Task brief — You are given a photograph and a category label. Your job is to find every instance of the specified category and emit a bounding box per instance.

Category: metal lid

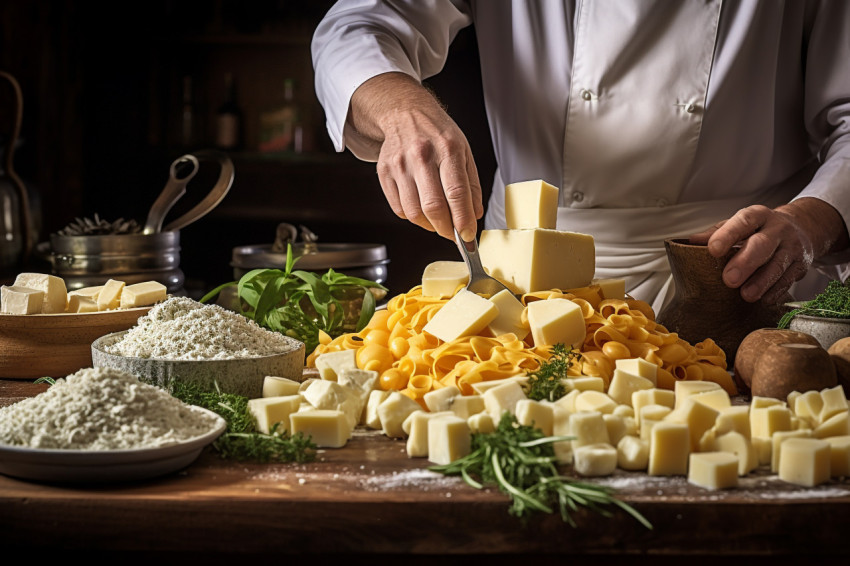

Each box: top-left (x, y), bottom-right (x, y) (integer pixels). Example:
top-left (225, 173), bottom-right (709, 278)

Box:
top-left (231, 242), bottom-right (388, 271)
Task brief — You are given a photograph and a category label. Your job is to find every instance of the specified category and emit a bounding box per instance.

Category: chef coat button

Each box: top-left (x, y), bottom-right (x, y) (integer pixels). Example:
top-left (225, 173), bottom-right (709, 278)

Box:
top-left (580, 89), bottom-right (593, 101)
top-left (685, 103), bottom-right (696, 113)
top-left (572, 191), bottom-right (584, 203)
top-left (656, 197), bottom-right (669, 207)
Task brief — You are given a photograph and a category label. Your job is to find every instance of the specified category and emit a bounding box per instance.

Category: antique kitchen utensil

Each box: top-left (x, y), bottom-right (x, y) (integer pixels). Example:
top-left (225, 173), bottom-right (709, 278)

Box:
top-left (142, 154), bottom-right (200, 234)
top-left (453, 227), bottom-right (520, 303)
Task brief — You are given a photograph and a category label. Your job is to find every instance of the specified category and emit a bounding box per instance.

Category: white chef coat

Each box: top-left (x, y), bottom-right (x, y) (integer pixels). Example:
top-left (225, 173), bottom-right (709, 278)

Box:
top-left (311, 0), bottom-right (850, 312)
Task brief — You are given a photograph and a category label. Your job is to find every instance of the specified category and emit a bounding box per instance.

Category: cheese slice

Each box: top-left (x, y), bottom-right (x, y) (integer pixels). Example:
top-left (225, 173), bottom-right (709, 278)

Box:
top-left (478, 228), bottom-right (595, 294)
top-left (96, 279), bottom-right (125, 311)
top-left (119, 281), bottom-right (167, 308)
top-left (13, 273), bottom-right (66, 313)
top-left (0, 285), bottom-right (45, 314)
top-left (423, 289), bottom-right (499, 343)
top-left (504, 179), bottom-right (559, 230)
top-left (421, 261), bottom-right (469, 298)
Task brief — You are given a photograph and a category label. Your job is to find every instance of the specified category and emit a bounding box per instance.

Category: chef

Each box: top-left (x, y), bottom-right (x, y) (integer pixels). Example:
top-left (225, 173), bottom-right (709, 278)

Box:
top-left (311, 0), bottom-right (850, 312)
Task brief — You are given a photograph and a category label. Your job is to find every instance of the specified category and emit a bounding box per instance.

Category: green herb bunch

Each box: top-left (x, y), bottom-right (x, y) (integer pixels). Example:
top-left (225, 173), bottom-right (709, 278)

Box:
top-left (168, 380), bottom-right (316, 463)
top-left (524, 343), bottom-right (581, 402)
top-left (778, 280), bottom-right (850, 329)
top-left (201, 243), bottom-right (387, 353)
top-left (430, 413), bottom-right (651, 529)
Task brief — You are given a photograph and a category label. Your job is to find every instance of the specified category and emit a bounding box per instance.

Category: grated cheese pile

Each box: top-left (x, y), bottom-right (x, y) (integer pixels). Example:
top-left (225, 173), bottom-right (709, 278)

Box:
top-left (0, 367), bottom-right (221, 450)
top-left (104, 296), bottom-right (296, 360)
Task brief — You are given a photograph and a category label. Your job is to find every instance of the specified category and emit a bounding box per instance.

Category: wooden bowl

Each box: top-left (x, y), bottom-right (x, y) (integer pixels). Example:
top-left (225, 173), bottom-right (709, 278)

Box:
top-left (0, 308), bottom-right (152, 379)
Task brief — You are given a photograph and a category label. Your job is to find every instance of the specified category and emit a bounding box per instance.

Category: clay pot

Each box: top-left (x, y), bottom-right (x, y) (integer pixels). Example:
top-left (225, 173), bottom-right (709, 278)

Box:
top-left (750, 342), bottom-right (837, 400)
top-left (656, 239), bottom-right (790, 369)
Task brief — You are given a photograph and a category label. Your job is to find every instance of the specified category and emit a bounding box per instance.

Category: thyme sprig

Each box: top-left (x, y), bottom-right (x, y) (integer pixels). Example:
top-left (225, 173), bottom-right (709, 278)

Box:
top-left (778, 280), bottom-right (850, 329)
top-left (429, 413), bottom-right (652, 529)
top-left (524, 343), bottom-right (581, 402)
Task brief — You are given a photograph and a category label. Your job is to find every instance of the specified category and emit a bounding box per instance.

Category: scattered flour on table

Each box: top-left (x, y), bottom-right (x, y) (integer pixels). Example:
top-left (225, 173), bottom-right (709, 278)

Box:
top-left (103, 296), bottom-right (296, 360)
top-left (0, 366), bottom-right (221, 450)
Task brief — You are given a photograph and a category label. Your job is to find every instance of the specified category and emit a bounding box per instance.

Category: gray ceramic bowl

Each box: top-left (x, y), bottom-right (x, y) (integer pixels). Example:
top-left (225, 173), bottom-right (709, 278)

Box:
top-left (785, 302), bottom-right (850, 351)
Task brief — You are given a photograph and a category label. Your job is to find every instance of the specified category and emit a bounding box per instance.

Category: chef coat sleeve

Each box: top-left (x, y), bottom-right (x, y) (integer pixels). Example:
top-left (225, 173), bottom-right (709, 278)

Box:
top-left (792, 0), bottom-right (850, 274)
top-left (311, 0), bottom-right (473, 161)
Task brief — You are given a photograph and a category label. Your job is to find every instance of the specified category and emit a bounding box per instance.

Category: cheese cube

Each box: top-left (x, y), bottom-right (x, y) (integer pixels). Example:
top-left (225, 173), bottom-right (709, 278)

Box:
top-left (338, 368), bottom-right (379, 402)
top-left (603, 414), bottom-right (628, 446)
top-left (248, 395), bottom-right (302, 434)
top-left (771, 430), bottom-right (812, 473)
top-left (1, 285), bottom-right (45, 314)
top-left (552, 407), bottom-right (573, 464)
top-left (617, 435), bottom-right (649, 471)
top-left (573, 443), bottom-right (618, 477)
top-left (613, 404), bottom-right (636, 418)
top-left (575, 390), bottom-right (617, 414)
top-left (553, 389), bottom-right (580, 413)
top-left (364, 389), bottom-right (391, 429)
top-left (290, 410), bottom-right (351, 448)
top-left (688, 452), bottom-right (739, 490)
top-left (752, 437), bottom-right (773, 467)
top-left (751, 396), bottom-right (785, 409)
top-left (119, 281), bottom-right (167, 308)
top-left (424, 385), bottom-right (461, 413)
top-left (563, 376), bottom-right (605, 393)
top-left (793, 390), bottom-right (823, 426)
top-left (713, 405), bottom-right (751, 439)
top-left (12, 273), bottom-right (66, 313)
top-left (423, 289), bottom-right (499, 343)
top-left (608, 369), bottom-right (654, 407)
top-left (314, 349), bottom-right (357, 382)
top-left (68, 285), bottom-right (103, 301)
top-left (592, 278), bottom-right (626, 300)
top-left (421, 261), bottom-right (469, 298)
top-left (778, 438), bottom-right (831, 487)
top-left (640, 404), bottom-right (673, 424)
top-left (428, 415), bottom-right (472, 465)
top-left (648, 422), bottom-right (690, 476)
top-left (486, 289), bottom-right (529, 340)
top-left (825, 435), bottom-right (850, 477)
top-left (262, 376), bottom-right (302, 398)
top-left (479, 228), bottom-right (595, 295)
top-left (674, 380), bottom-right (722, 409)
top-left (571, 411), bottom-right (610, 449)
top-left (483, 380), bottom-right (528, 423)
top-left (68, 294), bottom-right (98, 313)
top-left (615, 357), bottom-right (658, 385)
top-left (714, 431), bottom-right (758, 476)
top-left (632, 389), bottom-right (675, 425)
top-left (302, 380), bottom-right (362, 430)
top-left (404, 410), bottom-right (453, 458)
top-left (378, 392), bottom-right (423, 438)
top-left (527, 298), bottom-right (586, 348)
top-left (813, 411), bottom-right (850, 439)
top-left (449, 395), bottom-right (485, 419)
top-left (690, 388), bottom-right (732, 411)
top-left (470, 375), bottom-right (528, 395)
top-left (666, 397), bottom-right (720, 452)
top-left (96, 278), bottom-right (125, 311)
top-left (516, 399), bottom-right (554, 436)
top-left (751, 405), bottom-right (793, 439)
top-left (504, 179), bottom-right (559, 230)
top-left (468, 412), bottom-right (496, 434)
top-left (820, 385), bottom-right (849, 423)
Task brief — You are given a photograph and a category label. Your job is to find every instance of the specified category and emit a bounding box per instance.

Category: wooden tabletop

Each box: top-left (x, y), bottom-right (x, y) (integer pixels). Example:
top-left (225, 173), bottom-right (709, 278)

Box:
top-left (2, 379), bottom-right (850, 562)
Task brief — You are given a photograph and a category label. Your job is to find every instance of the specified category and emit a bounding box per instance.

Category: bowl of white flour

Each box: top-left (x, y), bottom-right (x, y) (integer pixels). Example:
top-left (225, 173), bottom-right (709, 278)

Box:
top-left (91, 296), bottom-right (305, 398)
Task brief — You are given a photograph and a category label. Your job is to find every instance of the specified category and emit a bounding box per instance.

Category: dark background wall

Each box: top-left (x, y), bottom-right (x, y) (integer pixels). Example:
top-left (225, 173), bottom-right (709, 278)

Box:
top-left (0, 0), bottom-right (495, 297)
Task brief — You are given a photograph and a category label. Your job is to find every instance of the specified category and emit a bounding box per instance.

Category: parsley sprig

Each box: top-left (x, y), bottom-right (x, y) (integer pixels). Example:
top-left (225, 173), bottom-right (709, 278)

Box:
top-left (524, 343), bottom-right (581, 402)
top-left (778, 280), bottom-right (850, 329)
top-left (430, 413), bottom-right (652, 529)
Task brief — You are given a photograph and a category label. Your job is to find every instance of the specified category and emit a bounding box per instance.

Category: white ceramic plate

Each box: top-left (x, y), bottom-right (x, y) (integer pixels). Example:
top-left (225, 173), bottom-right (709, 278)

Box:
top-left (0, 407), bottom-right (226, 484)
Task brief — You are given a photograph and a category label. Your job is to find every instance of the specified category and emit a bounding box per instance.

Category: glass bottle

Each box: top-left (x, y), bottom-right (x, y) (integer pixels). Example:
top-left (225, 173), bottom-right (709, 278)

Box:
top-left (215, 72), bottom-right (242, 151)
top-left (259, 78), bottom-right (298, 154)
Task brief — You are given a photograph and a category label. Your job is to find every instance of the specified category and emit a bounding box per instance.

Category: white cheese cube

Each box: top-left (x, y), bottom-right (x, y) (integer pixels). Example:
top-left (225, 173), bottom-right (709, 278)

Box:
top-left (771, 430), bottom-right (812, 473)
top-left (119, 280), bottom-right (167, 308)
top-left (713, 406), bottom-right (751, 440)
top-left (68, 294), bottom-right (98, 313)
top-left (648, 422), bottom-right (690, 476)
top-left (607, 369), bottom-right (654, 407)
top-left (247, 395), bottom-right (302, 434)
top-left (12, 273), bottom-right (66, 313)
top-left (423, 289), bottom-right (499, 343)
top-left (378, 392), bottom-right (423, 438)
top-left (778, 438), bottom-right (831, 487)
top-left (467, 412), bottom-right (496, 434)
top-left (290, 410), bottom-right (352, 448)
top-left (515, 399), bottom-right (554, 436)
top-left (404, 410), bottom-right (453, 458)
top-left (750, 405), bottom-right (793, 439)
top-left (674, 380), bottom-right (722, 409)
top-left (820, 385), bottom-right (849, 423)
top-left (552, 389), bottom-right (580, 413)
top-left (262, 375), bottom-right (302, 398)
top-left (504, 179), bottom-right (559, 230)
top-left (825, 435), bottom-right (850, 477)
top-left (665, 396), bottom-right (720, 452)
top-left (421, 261), bottom-right (469, 298)
top-left (486, 289), bottom-right (529, 340)
top-left (751, 436), bottom-right (773, 467)
top-left (615, 357), bottom-right (658, 385)
top-left (575, 390), bottom-right (617, 414)
top-left (483, 380), bottom-right (528, 423)
top-left (689, 388), bottom-right (732, 411)
top-left (751, 396), bottom-right (785, 409)
top-left (573, 443), bottom-right (618, 477)
top-left (592, 278), bottom-right (626, 300)
top-left (688, 452), bottom-right (739, 490)
top-left (423, 385), bottom-right (461, 413)
top-left (302, 380), bottom-right (362, 430)
top-left (1, 285), bottom-right (45, 314)
top-left (449, 395), bottom-right (485, 419)
top-left (479, 228), bottom-right (595, 295)
top-left (794, 390), bottom-right (824, 426)
top-left (603, 414), bottom-right (628, 446)
top-left (427, 415), bottom-right (472, 465)
top-left (563, 376), bottom-right (606, 393)
top-left (338, 368), bottom-right (379, 402)
top-left (714, 431), bottom-right (758, 476)
top-left (612, 404), bottom-right (636, 419)
top-left (314, 349), bottom-right (357, 382)
top-left (364, 389), bottom-right (391, 429)
top-left (617, 435), bottom-right (649, 471)
top-left (470, 375), bottom-right (528, 395)
top-left (570, 411), bottom-right (610, 449)
top-left (96, 278), bottom-right (125, 311)
top-left (813, 411), bottom-right (850, 439)
top-left (527, 298), bottom-right (586, 348)
top-left (632, 389), bottom-right (675, 425)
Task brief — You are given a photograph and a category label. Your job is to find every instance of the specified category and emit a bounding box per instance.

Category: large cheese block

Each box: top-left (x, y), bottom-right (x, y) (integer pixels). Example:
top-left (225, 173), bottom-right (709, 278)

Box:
top-left (504, 179), bottom-right (559, 230)
top-left (478, 229), bottom-right (595, 294)
top-left (12, 273), bottom-right (67, 313)
top-left (0, 285), bottom-right (45, 314)
top-left (421, 261), bottom-right (469, 298)
top-left (423, 289), bottom-right (499, 343)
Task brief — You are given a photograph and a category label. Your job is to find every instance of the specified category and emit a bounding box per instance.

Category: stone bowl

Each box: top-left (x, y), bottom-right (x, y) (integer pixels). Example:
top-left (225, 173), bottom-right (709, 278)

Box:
top-left (786, 302), bottom-right (850, 351)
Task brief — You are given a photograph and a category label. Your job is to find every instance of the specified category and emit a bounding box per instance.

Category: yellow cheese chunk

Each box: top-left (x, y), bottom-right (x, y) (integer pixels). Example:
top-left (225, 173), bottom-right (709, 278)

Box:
top-left (617, 435), bottom-right (649, 471)
top-left (612, 404), bottom-right (636, 418)
top-left (262, 375), bottom-right (302, 398)
top-left (632, 388), bottom-right (675, 425)
top-left (813, 410), bottom-right (850, 439)
top-left (575, 390), bottom-right (617, 414)
top-left (690, 388), bottom-right (732, 411)
top-left (713, 405), bottom-right (752, 439)
top-left (314, 349), bottom-right (357, 382)
top-left (377, 391), bottom-right (422, 438)
top-left (364, 389), bottom-right (391, 429)
top-left (421, 261), bottom-right (469, 298)
top-left (573, 443), bottom-right (618, 477)
top-left (751, 396), bottom-right (785, 409)
top-left (247, 395), bottom-right (301, 434)
top-left (778, 438), bottom-right (831, 487)
top-left (515, 399), bottom-right (554, 436)
top-left (794, 390), bottom-right (824, 426)
top-left (13, 273), bottom-right (66, 313)
top-left (688, 452), bottom-right (739, 490)
top-left (467, 412), bottom-right (496, 434)
top-left (771, 430), bottom-right (812, 473)
top-left (615, 357), bottom-right (658, 385)
top-left (666, 397), bottom-right (720, 452)
top-left (448, 395), bottom-right (485, 419)
top-left (608, 369), bottom-right (654, 407)
top-left (424, 385), bottom-right (461, 413)
top-left (591, 278), bottom-right (626, 300)
top-left (68, 285), bottom-right (103, 301)
top-left (825, 435), bottom-right (850, 477)
top-left (0, 285), bottom-right (45, 314)
top-left (290, 409), bottom-right (352, 448)
top-left (820, 385), bottom-right (849, 423)
top-left (96, 278), bottom-right (125, 311)
top-left (603, 414), bottom-right (628, 446)
top-left (648, 422), bottom-right (690, 476)
top-left (504, 179), bottom-right (559, 230)
top-left (714, 431), bottom-right (758, 476)
top-left (119, 280), bottom-right (167, 308)
top-left (486, 289), bottom-right (529, 340)
top-left (479, 228), bottom-right (595, 294)
top-left (423, 289), bottom-right (499, 343)
top-left (552, 407), bottom-right (574, 464)
top-left (674, 380), bottom-right (722, 410)
top-left (403, 410), bottom-right (453, 458)
top-left (302, 380), bottom-right (362, 430)
top-left (470, 375), bottom-right (528, 395)
top-left (751, 405), bottom-right (793, 439)
top-left (570, 411), bottom-right (610, 449)
top-left (427, 415), bottom-right (472, 465)
top-left (483, 380), bottom-right (528, 423)
top-left (751, 436), bottom-right (773, 467)
top-left (527, 298), bottom-right (586, 348)
top-left (564, 376), bottom-right (605, 393)
top-left (68, 295), bottom-right (98, 313)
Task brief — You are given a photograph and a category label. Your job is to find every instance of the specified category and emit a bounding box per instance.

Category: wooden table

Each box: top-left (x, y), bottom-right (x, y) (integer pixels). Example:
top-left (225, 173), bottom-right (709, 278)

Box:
top-left (1, 379), bottom-right (849, 563)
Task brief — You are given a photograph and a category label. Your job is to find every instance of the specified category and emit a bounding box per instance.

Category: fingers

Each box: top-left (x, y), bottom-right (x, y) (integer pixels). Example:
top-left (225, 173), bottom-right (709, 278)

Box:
top-left (706, 205), bottom-right (771, 257)
top-left (687, 220), bottom-right (725, 245)
top-left (440, 150), bottom-right (477, 241)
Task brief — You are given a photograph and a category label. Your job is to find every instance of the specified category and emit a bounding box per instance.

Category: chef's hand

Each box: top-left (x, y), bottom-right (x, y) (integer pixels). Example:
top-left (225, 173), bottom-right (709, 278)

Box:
top-left (348, 72), bottom-right (483, 242)
top-left (689, 197), bottom-right (849, 303)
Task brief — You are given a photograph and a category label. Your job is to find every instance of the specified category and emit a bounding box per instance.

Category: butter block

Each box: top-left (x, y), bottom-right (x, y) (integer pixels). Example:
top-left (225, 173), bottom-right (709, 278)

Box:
top-left (423, 289), bottom-right (499, 343)
top-left (68, 294), bottom-right (98, 313)
top-left (68, 285), bottom-right (103, 301)
top-left (483, 380), bottom-right (528, 423)
top-left (378, 391), bottom-right (423, 438)
top-left (119, 280), bottom-right (166, 308)
top-left (608, 369), bottom-right (654, 407)
top-left (13, 273), bottom-right (66, 313)
top-left (504, 179), bottom-right (559, 229)
top-left (688, 452), bottom-right (739, 490)
top-left (248, 395), bottom-right (301, 434)
top-left (617, 435), bottom-right (649, 471)
top-left (648, 422), bottom-right (690, 476)
top-left (290, 410), bottom-right (352, 448)
top-left (778, 438), bottom-right (831, 487)
top-left (421, 261), bottom-right (469, 298)
top-left (404, 410), bottom-right (453, 458)
top-left (527, 298), bottom-right (586, 348)
top-left (615, 357), bottom-right (658, 385)
top-left (96, 278), bottom-right (125, 311)
top-left (575, 390), bottom-right (617, 414)
top-left (486, 289), bottom-right (529, 340)
top-left (592, 278), bottom-right (626, 300)
top-left (573, 443), bottom-right (618, 477)
top-left (428, 415), bottom-right (472, 465)
top-left (516, 399), bottom-right (554, 436)
top-left (479, 228), bottom-right (595, 295)
top-left (825, 435), bottom-right (850, 477)
top-left (1, 285), bottom-right (45, 314)
top-left (314, 349), bottom-right (357, 382)
top-left (570, 411), bottom-right (610, 449)
top-left (262, 375), bottom-right (302, 398)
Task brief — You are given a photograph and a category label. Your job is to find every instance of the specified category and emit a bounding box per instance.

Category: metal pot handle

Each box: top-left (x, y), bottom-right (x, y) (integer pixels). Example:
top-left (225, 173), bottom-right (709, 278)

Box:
top-left (161, 149), bottom-right (234, 233)
top-left (0, 70), bottom-right (32, 261)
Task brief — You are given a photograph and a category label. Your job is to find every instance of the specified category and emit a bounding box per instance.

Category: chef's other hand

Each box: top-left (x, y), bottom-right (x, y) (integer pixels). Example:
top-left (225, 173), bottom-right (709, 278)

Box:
top-left (348, 72), bottom-right (483, 242)
top-left (689, 197), bottom-right (849, 304)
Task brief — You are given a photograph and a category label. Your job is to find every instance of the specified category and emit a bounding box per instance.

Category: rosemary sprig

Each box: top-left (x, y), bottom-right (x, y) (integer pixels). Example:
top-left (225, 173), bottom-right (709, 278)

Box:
top-left (524, 343), bottom-right (581, 402)
top-left (430, 413), bottom-right (652, 529)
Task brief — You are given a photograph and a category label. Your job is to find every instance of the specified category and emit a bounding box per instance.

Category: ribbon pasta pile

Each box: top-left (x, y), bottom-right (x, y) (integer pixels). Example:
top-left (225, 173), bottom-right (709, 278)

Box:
top-left (306, 284), bottom-right (734, 407)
